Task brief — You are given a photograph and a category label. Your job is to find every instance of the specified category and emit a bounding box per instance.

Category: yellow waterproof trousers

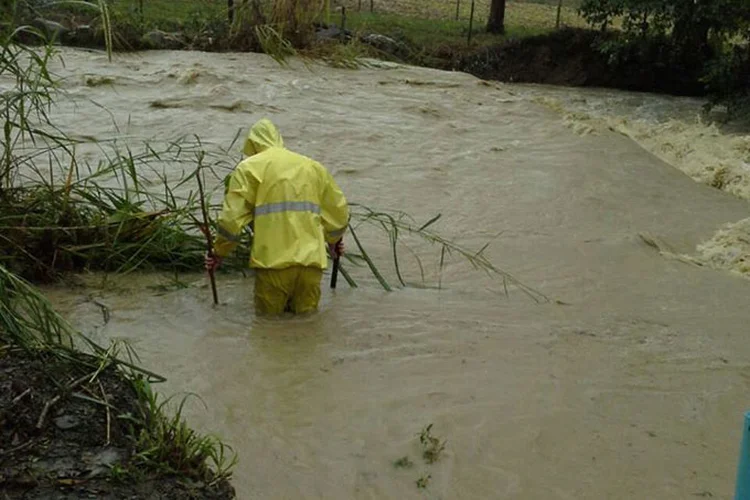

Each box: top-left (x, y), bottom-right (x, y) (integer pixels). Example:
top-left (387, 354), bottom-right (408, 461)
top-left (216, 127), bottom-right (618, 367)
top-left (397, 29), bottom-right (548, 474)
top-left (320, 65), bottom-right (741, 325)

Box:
top-left (254, 267), bottom-right (323, 315)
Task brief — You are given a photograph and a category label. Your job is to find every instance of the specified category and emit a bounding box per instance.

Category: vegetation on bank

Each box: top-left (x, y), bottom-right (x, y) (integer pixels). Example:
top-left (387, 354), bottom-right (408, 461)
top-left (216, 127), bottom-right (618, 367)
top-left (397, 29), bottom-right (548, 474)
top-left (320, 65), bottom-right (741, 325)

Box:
top-left (0, 266), bottom-right (237, 498)
top-left (0, 30), bottom-right (239, 498)
top-left (577, 0), bottom-right (750, 116)
top-left (3, 0), bottom-right (748, 116)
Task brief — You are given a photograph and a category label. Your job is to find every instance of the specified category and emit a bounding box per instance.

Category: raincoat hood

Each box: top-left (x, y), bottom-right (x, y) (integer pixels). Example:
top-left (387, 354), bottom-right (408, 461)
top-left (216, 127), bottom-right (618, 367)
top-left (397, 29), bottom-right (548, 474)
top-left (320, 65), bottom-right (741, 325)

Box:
top-left (243, 118), bottom-right (284, 156)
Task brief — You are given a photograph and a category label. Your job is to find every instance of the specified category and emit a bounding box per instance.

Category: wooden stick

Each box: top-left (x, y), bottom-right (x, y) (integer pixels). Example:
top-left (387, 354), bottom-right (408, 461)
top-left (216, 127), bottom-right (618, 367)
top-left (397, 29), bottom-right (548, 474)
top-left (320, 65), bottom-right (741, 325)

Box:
top-left (330, 255), bottom-right (340, 289)
top-left (98, 380), bottom-right (111, 446)
top-left (36, 372), bottom-right (94, 429)
top-left (0, 439), bottom-right (35, 456)
top-left (468, 0), bottom-right (475, 46)
top-left (11, 388), bottom-right (31, 406)
top-left (196, 161), bottom-right (219, 306)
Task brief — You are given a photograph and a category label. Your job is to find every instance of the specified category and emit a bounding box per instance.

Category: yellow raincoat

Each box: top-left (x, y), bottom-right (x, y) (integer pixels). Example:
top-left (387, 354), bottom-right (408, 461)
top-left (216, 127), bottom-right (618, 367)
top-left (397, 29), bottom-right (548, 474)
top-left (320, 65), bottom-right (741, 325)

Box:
top-left (213, 119), bottom-right (349, 314)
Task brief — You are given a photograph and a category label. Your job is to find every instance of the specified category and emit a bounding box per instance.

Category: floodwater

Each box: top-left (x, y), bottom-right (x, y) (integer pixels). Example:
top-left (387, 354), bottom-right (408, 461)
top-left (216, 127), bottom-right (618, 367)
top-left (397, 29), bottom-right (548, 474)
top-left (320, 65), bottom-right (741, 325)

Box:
top-left (34, 48), bottom-right (750, 499)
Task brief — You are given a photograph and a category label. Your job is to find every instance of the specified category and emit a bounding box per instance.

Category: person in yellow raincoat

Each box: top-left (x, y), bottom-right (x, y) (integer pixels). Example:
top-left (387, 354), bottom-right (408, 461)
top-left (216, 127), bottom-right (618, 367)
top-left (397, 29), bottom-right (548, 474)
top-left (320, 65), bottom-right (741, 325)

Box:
top-left (204, 118), bottom-right (349, 315)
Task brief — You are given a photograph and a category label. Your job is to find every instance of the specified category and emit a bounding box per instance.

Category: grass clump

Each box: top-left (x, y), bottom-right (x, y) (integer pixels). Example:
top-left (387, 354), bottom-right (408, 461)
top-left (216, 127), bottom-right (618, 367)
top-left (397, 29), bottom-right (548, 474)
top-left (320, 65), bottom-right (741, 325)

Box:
top-left (0, 29), bottom-right (249, 282)
top-left (126, 378), bottom-right (238, 483)
top-left (390, 424), bottom-right (446, 490)
top-left (393, 455), bottom-right (414, 468)
top-left (416, 473), bottom-right (431, 488)
top-left (419, 423), bottom-right (447, 464)
top-left (0, 142), bottom-right (235, 282)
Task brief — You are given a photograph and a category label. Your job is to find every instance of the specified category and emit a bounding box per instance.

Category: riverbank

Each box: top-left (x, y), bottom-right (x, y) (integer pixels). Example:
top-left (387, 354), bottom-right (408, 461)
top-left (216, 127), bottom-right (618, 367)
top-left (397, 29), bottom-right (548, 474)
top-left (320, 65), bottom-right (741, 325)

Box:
top-left (0, 348), bottom-right (235, 499)
top-left (18, 0), bottom-right (712, 98)
top-left (0, 267), bottom-right (237, 498)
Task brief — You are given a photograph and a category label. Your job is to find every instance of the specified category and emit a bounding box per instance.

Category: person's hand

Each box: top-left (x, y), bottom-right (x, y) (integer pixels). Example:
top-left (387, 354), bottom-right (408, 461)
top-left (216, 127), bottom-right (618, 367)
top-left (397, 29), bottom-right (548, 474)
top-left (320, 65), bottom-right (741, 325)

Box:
top-left (205, 252), bottom-right (222, 272)
top-left (329, 239), bottom-right (345, 258)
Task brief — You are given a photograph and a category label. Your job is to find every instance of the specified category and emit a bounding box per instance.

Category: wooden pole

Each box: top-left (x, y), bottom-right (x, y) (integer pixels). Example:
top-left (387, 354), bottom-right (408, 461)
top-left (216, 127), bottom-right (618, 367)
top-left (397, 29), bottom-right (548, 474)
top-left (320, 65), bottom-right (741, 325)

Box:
top-left (556, 0), bottom-right (563, 29)
top-left (196, 162), bottom-right (219, 306)
top-left (330, 255), bottom-right (340, 289)
top-left (455, 0), bottom-right (460, 21)
top-left (468, 0), bottom-right (475, 46)
top-left (228, 0), bottom-right (235, 23)
top-left (341, 5), bottom-right (346, 30)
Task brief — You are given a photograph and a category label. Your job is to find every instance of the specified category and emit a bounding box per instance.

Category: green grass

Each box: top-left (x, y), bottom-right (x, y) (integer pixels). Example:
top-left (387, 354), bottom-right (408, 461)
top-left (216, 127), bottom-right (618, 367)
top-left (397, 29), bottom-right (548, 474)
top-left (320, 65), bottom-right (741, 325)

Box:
top-left (108, 0), bottom-right (226, 31)
top-left (341, 0), bottom-right (588, 36)
top-left (126, 377), bottom-right (237, 482)
top-left (343, 11), bottom-right (549, 50)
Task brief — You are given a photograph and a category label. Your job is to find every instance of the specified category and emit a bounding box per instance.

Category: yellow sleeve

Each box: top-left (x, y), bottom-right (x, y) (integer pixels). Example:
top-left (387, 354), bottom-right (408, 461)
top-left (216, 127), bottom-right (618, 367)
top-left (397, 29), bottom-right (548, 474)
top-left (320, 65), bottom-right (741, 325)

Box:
top-left (320, 168), bottom-right (349, 244)
top-left (213, 164), bottom-right (258, 258)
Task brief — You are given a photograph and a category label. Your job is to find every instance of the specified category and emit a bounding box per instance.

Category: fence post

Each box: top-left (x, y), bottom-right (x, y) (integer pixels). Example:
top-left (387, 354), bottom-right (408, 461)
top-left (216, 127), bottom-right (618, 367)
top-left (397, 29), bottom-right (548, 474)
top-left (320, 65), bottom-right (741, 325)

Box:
top-left (228, 0), bottom-right (234, 23)
top-left (358, 0), bottom-right (362, 11)
top-left (455, 0), bottom-right (460, 21)
top-left (737, 412), bottom-right (750, 500)
top-left (555, 0), bottom-right (563, 29)
top-left (341, 6), bottom-right (346, 31)
top-left (467, 0), bottom-right (475, 45)
top-left (370, 0), bottom-right (374, 13)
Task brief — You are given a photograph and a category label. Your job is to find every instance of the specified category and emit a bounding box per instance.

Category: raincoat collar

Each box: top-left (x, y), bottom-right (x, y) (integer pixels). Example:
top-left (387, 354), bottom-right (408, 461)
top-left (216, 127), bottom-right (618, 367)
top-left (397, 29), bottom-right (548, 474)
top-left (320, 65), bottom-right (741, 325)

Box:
top-left (243, 118), bottom-right (284, 156)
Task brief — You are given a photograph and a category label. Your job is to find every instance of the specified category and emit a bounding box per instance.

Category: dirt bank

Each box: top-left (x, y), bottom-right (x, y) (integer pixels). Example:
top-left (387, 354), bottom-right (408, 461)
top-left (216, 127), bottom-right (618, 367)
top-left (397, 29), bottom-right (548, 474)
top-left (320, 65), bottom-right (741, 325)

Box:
top-left (0, 348), bottom-right (235, 499)
top-left (459, 28), bottom-right (707, 96)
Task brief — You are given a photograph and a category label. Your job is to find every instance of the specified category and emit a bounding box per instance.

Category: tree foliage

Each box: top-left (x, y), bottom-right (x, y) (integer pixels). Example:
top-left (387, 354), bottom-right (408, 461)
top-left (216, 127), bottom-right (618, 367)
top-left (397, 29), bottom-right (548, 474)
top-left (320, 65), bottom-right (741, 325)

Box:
top-left (581, 0), bottom-right (750, 47)
top-left (579, 0), bottom-right (750, 117)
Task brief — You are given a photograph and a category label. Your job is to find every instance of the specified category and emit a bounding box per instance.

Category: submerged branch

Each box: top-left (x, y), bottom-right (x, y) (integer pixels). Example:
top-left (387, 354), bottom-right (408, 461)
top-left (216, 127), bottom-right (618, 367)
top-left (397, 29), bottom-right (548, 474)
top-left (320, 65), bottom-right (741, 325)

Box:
top-left (348, 203), bottom-right (549, 303)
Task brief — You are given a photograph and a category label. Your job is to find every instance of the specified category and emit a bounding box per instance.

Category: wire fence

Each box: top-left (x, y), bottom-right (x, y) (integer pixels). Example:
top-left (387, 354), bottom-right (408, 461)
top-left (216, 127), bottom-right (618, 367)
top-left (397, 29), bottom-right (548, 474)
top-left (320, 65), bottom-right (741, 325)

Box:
top-left (334, 0), bottom-right (585, 27)
top-left (101, 0), bottom-right (587, 32)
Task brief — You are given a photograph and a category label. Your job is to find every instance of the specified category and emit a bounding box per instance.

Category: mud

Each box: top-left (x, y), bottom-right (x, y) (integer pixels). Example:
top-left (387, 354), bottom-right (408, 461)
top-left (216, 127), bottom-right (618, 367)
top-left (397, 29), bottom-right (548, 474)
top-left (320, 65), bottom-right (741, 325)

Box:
top-left (0, 349), bottom-right (234, 499)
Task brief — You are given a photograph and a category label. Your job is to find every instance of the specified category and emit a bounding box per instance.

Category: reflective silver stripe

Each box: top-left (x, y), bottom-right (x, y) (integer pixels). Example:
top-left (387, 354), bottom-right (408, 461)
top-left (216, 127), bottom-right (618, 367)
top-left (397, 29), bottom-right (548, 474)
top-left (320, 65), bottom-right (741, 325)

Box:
top-left (254, 201), bottom-right (320, 216)
top-left (217, 225), bottom-right (240, 242)
top-left (327, 226), bottom-right (347, 239)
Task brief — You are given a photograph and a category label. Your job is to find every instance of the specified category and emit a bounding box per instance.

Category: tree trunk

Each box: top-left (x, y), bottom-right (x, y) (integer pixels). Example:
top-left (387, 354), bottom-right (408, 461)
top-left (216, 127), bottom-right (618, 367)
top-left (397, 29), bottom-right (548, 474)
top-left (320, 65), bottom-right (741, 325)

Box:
top-left (486, 0), bottom-right (505, 34)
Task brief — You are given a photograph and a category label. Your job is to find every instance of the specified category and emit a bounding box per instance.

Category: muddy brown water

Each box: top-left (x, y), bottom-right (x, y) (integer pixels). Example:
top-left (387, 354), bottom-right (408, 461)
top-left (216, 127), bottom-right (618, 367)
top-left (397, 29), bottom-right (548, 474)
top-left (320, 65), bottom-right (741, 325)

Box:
top-left (23, 48), bottom-right (750, 498)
